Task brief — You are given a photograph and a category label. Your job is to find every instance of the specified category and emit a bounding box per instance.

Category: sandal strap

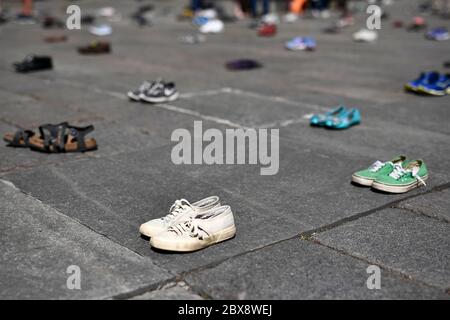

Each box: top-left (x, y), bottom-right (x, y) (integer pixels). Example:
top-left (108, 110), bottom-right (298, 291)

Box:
top-left (39, 123), bottom-right (94, 152)
top-left (12, 129), bottom-right (34, 146)
top-left (39, 122), bottom-right (68, 152)
top-left (67, 125), bottom-right (94, 152)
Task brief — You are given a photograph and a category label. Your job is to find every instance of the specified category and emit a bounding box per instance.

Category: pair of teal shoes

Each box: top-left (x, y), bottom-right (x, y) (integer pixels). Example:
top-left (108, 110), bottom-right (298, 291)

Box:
top-left (310, 106), bottom-right (361, 129)
top-left (352, 155), bottom-right (428, 193)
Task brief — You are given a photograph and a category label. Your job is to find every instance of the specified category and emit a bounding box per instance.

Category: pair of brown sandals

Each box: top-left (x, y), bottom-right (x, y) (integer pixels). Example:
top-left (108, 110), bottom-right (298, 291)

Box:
top-left (4, 122), bottom-right (97, 153)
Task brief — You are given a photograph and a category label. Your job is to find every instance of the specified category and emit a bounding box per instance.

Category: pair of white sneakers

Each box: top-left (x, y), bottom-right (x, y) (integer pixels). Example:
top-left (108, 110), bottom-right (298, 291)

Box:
top-left (139, 196), bottom-right (236, 252)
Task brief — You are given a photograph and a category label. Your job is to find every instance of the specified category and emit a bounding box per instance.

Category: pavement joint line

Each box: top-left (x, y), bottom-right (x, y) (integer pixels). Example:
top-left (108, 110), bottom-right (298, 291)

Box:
top-left (259, 116), bottom-right (310, 128)
top-left (307, 237), bottom-right (449, 293)
top-left (109, 277), bottom-right (179, 300)
top-left (180, 279), bottom-right (214, 300)
top-left (300, 182), bottom-right (450, 238)
top-left (392, 206), bottom-right (450, 224)
top-left (112, 279), bottom-right (209, 300)
top-left (157, 103), bottom-right (246, 128)
top-left (226, 88), bottom-right (330, 112)
top-left (179, 87), bottom-right (232, 99)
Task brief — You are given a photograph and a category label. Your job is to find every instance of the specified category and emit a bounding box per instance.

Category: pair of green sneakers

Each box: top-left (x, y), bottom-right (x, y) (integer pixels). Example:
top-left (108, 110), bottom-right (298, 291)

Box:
top-left (352, 155), bottom-right (428, 193)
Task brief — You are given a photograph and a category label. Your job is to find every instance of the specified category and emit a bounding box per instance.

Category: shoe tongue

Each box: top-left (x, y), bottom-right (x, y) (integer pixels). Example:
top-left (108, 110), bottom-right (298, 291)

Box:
top-left (404, 160), bottom-right (420, 171)
top-left (427, 72), bottom-right (441, 83)
top-left (390, 155), bottom-right (405, 164)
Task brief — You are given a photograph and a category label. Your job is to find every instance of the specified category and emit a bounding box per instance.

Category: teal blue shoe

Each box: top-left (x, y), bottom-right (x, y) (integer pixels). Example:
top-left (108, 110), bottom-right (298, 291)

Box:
top-left (325, 108), bottom-right (360, 130)
top-left (310, 106), bottom-right (347, 127)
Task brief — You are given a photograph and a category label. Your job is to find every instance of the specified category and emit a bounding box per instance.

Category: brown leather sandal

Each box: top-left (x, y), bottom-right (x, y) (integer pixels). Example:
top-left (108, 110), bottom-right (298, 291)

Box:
top-left (28, 123), bottom-right (97, 153)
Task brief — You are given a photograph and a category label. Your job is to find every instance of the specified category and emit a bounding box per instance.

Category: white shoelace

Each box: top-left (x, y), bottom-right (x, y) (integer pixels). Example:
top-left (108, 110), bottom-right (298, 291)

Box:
top-left (389, 164), bottom-right (427, 186)
top-left (147, 81), bottom-right (165, 94)
top-left (169, 218), bottom-right (209, 239)
top-left (139, 81), bottom-right (152, 92)
top-left (369, 160), bottom-right (394, 172)
top-left (162, 199), bottom-right (193, 223)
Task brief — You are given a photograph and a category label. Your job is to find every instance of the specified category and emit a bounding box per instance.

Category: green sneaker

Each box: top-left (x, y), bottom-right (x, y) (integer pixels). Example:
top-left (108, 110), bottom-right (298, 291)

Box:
top-left (372, 160), bottom-right (428, 193)
top-left (351, 155), bottom-right (407, 186)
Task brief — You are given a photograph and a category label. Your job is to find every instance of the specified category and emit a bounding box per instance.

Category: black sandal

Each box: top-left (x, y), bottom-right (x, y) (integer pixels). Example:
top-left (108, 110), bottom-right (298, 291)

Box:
top-left (28, 123), bottom-right (97, 153)
top-left (4, 122), bottom-right (68, 147)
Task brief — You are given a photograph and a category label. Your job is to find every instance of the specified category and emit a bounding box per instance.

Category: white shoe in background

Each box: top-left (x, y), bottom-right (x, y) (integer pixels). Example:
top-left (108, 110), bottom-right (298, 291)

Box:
top-left (150, 205), bottom-right (236, 252)
top-left (283, 12), bottom-right (299, 23)
top-left (353, 29), bottom-right (378, 42)
top-left (261, 13), bottom-right (280, 25)
top-left (89, 24), bottom-right (112, 36)
top-left (139, 196), bottom-right (220, 237)
top-left (199, 19), bottom-right (224, 33)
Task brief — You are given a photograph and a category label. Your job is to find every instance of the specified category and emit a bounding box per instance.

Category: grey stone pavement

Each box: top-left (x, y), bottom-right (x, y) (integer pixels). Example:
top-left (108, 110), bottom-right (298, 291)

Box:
top-left (0, 0), bottom-right (449, 300)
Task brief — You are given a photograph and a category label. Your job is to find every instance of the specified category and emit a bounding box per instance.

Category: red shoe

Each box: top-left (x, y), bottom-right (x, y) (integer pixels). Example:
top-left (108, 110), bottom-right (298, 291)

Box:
top-left (258, 23), bottom-right (276, 37)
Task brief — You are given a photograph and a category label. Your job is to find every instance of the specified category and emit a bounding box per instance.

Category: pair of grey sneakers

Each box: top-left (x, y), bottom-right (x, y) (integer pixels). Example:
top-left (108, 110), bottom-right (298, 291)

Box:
top-left (139, 196), bottom-right (236, 252)
top-left (127, 79), bottom-right (179, 103)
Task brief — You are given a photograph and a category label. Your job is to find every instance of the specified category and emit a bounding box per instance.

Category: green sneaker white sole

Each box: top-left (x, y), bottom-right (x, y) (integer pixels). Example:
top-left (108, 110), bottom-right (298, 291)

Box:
top-left (372, 174), bottom-right (428, 193)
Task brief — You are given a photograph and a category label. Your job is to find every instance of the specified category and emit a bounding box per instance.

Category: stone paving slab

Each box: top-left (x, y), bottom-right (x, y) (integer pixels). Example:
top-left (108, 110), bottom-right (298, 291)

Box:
top-left (0, 179), bottom-right (172, 299)
top-left (313, 208), bottom-right (450, 290)
top-left (184, 238), bottom-right (447, 300)
top-left (130, 282), bottom-right (203, 300)
top-left (396, 189), bottom-right (450, 223)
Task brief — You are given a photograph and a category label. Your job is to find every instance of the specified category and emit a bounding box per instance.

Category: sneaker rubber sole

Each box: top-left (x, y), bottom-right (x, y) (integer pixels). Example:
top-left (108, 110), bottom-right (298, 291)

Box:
top-left (139, 224), bottom-right (161, 238)
top-left (351, 174), bottom-right (374, 186)
top-left (417, 86), bottom-right (447, 96)
top-left (150, 225), bottom-right (236, 252)
top-left (127, 92), bottom-right (141, 101)
top-left (139, 91), bottom-right (179, 103)
top-left (371, 175), bottom-right (428, 193)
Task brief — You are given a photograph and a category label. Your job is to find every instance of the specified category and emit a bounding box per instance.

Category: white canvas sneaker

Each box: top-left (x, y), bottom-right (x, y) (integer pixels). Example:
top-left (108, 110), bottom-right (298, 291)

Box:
top-left (150, 205), bottom-right (236, 252)
top-left (139, 196), bottom-right (220, 238)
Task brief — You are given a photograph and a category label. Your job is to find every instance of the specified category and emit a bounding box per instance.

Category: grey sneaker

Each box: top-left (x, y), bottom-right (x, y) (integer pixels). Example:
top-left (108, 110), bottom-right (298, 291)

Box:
top-left (139, 81), bottom-right (179, 103)
top-left (127, 79), bottom-right (161, 101)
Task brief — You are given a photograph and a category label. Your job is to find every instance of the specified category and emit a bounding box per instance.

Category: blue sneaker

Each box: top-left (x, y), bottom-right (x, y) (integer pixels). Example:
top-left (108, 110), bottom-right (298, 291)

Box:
top-left (325, 108), bottom-right (361, 130)
top-left (405, 72), bottom-right (438, 92)
top-left (285, 37), bottom-right (316, 51)
top-left (303, 37), bottom-right (316, 50)
top-left (193, 16), bottom-right (209, 26)
top-left (310, 106), bottom-right (347, 127)
top-left (426, 27), bottom-right (450, 41)
top-left (418, 73), bottom-right (450, 96)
